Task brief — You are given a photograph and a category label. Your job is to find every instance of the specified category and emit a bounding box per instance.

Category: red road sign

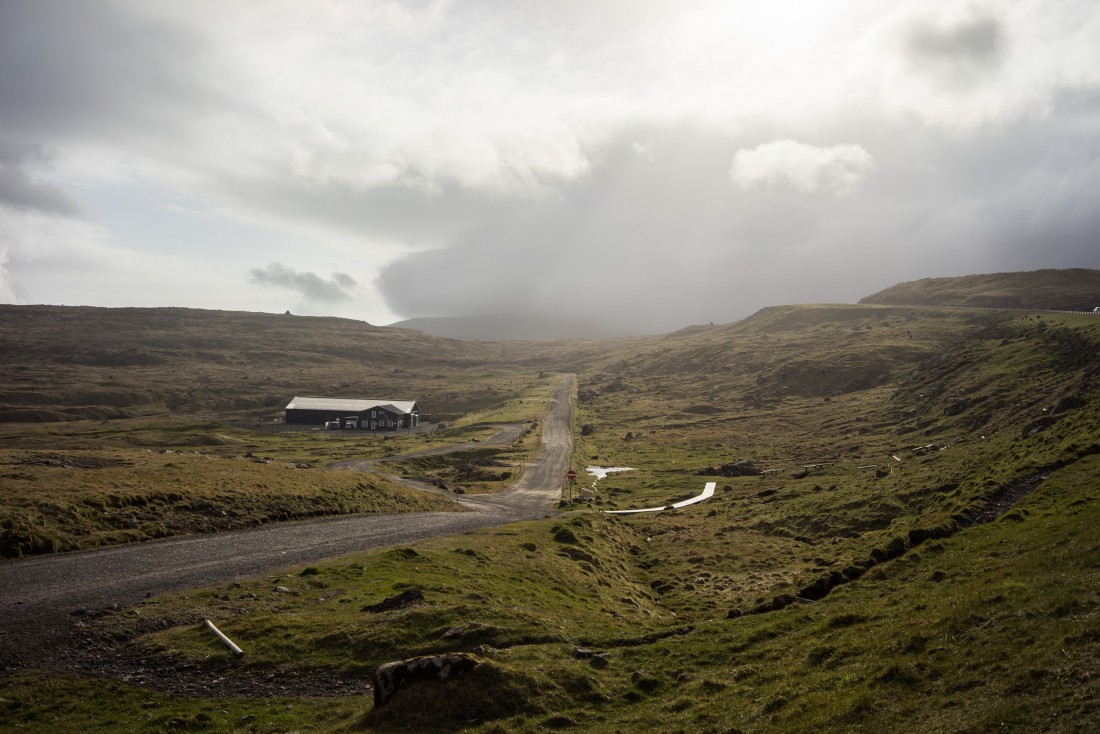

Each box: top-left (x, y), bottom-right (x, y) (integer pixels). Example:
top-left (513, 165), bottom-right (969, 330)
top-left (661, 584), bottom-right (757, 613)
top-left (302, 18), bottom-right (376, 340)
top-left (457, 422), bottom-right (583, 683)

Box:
top-left (566, 470), bottom-right (576, 480)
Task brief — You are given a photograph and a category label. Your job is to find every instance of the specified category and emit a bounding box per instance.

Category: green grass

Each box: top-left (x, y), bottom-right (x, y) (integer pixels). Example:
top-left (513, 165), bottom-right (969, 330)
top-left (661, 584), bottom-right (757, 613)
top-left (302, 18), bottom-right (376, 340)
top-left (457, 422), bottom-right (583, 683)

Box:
top-left (3, 302), bottom-right (1100, 731)
top-left (0, 445), bottom-right (463, 558)
top-left (6, 455), bottom-right (1095, 732)
top-left (0, 374), bottom-right (560, 557)
top-left (0, 671), bottom-right (369, 733)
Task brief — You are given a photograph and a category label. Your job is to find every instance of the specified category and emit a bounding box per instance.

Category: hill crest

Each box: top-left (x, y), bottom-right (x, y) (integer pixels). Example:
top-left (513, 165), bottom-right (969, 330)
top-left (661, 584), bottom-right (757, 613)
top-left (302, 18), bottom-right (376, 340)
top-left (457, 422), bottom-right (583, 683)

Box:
top-left (860, 268), bottom-right (1100, 311)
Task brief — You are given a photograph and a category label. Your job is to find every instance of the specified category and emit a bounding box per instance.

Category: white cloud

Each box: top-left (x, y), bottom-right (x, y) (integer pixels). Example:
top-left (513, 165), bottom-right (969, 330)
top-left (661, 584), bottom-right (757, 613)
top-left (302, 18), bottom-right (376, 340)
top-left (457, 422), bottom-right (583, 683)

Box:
top-left (729, 141), bottom-right (875, 195)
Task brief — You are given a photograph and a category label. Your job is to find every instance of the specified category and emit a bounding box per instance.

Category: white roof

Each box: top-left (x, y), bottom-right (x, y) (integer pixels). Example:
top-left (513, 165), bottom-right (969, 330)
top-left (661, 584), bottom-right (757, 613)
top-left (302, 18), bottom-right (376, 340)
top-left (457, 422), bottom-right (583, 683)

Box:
top-left (285, 396), bottom-right (419, 414)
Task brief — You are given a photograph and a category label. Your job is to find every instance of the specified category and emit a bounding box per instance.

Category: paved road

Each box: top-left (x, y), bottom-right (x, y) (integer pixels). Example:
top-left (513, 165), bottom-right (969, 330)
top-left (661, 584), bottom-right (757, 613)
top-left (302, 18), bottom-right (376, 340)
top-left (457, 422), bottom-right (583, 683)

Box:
top-left (0, 374), bottom-right (575, 671)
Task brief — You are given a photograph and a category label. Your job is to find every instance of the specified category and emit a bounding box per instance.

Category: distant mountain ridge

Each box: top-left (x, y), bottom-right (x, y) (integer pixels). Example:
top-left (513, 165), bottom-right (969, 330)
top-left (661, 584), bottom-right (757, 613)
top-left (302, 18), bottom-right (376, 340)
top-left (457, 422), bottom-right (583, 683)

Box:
top-left (385, 314), bottom-right (624, 341)
top-left (860, 268), bottom-right (1100, 312)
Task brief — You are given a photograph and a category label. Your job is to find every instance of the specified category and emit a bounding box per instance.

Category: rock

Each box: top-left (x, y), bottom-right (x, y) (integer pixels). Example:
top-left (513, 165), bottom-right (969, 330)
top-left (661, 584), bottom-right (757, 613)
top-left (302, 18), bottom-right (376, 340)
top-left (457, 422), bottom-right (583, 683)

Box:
top-left (361, 588), bottom-right (424, 613)
top-left (1022, 415), bottom-right (1059, 438)
top-left (944, 398), bottom-right (972, 416)
top-left (372, 652), bottom-right (479, 707)
top-left (700, 459), bottom-right (758, 477)
top-left (440, 625), bottom-right (467, 640)
top-left (573, 646), bottom-right (609, 668)
top-left (1052, 395), bottom-right (1086, 414)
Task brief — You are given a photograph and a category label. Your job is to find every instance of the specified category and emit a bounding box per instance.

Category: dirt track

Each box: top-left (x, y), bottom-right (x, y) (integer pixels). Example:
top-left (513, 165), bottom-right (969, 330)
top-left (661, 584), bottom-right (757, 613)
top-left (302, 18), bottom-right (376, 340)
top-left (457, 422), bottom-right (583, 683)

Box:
top-left (0, 374), bottom-right (575, 681)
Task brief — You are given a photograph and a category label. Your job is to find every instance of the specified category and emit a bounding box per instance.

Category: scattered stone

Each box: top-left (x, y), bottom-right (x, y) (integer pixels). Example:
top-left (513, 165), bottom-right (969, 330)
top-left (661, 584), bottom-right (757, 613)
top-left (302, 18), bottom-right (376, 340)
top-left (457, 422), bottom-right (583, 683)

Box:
top-left (361, 588), bottom-right (424, 613)
top-left (1022, 415), bottom-right (1059, 438)
top-left (272, 586), bottom-right (294, 595)
top-left (572, 646), bottom-right (610, 668)
top-left (699, 459), bottom-right (758, 477)
top-left (19, 454), bottom-right (132, 469)
top-left (372, 652), bottom-right (479, 707)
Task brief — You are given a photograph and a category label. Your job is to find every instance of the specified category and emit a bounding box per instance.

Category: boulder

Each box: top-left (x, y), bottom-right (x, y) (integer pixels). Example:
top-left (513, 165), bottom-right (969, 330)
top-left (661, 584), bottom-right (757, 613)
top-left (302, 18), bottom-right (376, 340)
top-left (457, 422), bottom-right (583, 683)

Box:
top-left (1052, 394), bottom-right (1087, 414)
top-left (699, 459), bottom-right (758, 477)
top-left (372, 652), bottom-right (479, 707)
top-left (361, 588), bottom-right (424, 613)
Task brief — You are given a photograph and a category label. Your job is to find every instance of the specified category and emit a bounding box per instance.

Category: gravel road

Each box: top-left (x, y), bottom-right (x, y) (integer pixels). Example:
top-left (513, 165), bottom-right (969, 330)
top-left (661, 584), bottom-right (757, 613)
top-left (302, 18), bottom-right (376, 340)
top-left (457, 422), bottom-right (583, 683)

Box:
top-left (0, 374), bottom-right (575, 680)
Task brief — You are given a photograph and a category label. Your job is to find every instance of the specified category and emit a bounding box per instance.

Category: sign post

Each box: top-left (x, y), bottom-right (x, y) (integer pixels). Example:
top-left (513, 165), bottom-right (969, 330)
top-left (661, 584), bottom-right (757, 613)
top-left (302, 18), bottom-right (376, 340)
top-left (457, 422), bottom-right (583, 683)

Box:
top-left (565, 470), bottom-right (576, 501)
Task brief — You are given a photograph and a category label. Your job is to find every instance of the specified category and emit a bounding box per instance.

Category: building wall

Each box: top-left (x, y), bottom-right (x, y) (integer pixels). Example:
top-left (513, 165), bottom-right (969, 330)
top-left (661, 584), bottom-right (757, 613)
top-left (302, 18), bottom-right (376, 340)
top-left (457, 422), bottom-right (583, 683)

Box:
top-left (285, 408), bottom-right (414, 430)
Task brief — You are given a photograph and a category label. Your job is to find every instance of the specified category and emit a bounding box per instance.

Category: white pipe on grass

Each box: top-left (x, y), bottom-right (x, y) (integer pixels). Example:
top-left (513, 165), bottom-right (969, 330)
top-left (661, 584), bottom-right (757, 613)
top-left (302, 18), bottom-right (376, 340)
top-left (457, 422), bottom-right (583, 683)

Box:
top-left (204, 619), bottom-right (243, 656)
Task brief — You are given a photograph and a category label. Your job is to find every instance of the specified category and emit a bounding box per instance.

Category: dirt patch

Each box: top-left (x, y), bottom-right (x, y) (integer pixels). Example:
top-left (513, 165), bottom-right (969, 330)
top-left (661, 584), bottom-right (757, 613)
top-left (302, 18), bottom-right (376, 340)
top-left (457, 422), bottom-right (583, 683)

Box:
top-left (33, 610), bottom-right (370, 698)
top-left (18, 454), bottom-right (134, 469)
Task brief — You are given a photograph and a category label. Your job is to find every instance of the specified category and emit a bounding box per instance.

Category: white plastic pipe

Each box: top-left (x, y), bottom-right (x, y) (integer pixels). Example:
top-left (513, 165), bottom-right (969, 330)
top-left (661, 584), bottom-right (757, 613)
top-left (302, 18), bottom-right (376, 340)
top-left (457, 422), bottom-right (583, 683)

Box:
top-left (605, 482), bottom-right (717, 515)
top-left (204, 619), bottom-right (244, 656)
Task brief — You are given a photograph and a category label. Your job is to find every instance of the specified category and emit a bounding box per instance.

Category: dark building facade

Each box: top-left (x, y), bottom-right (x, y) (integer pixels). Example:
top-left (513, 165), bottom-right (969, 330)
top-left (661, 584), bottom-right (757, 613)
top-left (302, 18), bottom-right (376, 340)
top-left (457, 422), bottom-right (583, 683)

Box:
top-left (284, 396), bottom-right (420, 430)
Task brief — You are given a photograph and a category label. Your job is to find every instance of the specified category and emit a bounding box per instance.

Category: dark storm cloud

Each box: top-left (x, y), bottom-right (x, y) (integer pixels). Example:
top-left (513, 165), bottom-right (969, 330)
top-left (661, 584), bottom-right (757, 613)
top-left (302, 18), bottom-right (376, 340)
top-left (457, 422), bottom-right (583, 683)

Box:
top-left (902, 14), bottom-right (1005, 86)
top-left (375, 111), bottom-right (1100, 334)
top-left (250, 263), bottom-right (358, 303)
top-left (0, 1), bottom-right (240, 148)
top-left (0, 142), bottom-right (81, 216)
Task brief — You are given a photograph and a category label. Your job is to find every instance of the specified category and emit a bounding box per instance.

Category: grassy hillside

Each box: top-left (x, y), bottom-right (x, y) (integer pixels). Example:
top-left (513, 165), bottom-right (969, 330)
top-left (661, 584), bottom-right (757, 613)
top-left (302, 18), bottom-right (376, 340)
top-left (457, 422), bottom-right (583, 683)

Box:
top-left (859, 268), bottom-right (1100, 311)
top-left (0, 305), bottom-right (547, 422)
top-left (2, 301), bottom-right (1100, 732)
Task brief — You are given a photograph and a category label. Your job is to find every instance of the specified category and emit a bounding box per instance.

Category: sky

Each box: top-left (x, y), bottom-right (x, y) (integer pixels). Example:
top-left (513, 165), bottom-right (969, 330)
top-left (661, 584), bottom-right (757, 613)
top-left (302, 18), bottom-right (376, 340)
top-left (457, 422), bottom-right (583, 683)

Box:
top-left (1, 0), bottom-right (1099, 334)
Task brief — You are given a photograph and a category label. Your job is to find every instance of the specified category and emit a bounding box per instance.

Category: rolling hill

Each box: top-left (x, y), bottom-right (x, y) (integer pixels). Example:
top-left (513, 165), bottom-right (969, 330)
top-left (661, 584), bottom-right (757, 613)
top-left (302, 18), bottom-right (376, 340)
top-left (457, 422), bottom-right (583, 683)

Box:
top-left (0, 305), bottom-right (540, 423)
top-left (859, 268), bottom-right (1100, 311)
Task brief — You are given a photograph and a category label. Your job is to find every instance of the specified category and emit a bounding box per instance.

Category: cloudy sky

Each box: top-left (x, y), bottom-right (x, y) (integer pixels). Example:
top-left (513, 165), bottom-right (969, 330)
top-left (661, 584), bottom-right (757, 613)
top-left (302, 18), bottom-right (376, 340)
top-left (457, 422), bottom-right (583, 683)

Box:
top-left (2, 1), bottom-right (1098, 334)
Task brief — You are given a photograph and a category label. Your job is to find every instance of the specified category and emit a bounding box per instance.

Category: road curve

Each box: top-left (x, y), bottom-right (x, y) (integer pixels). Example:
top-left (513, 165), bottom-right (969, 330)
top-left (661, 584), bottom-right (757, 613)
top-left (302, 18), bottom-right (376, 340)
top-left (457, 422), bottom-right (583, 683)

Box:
top-left (0, 374), bottom-right (575, 672)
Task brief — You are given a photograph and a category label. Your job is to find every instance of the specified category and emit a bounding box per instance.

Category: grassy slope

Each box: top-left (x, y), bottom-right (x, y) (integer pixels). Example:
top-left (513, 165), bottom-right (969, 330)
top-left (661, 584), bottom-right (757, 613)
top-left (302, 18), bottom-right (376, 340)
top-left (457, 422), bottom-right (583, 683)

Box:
top-left (0, 373), bottom-right (559, 558)
top-left (0, 306), bottom-right (567, 557)
top-left (2, 303), bottom-right (1099, 732)
top-left (859, 268), bottom-right (1100, 311)
top-left (0, 305), bottom-right (549, 422)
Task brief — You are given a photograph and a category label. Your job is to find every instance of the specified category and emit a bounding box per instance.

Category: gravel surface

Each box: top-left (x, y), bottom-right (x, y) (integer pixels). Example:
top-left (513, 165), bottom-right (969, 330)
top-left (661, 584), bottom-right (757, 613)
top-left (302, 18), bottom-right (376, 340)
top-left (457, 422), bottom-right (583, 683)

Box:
top-left (0, 375), bottom-right (575, 697)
